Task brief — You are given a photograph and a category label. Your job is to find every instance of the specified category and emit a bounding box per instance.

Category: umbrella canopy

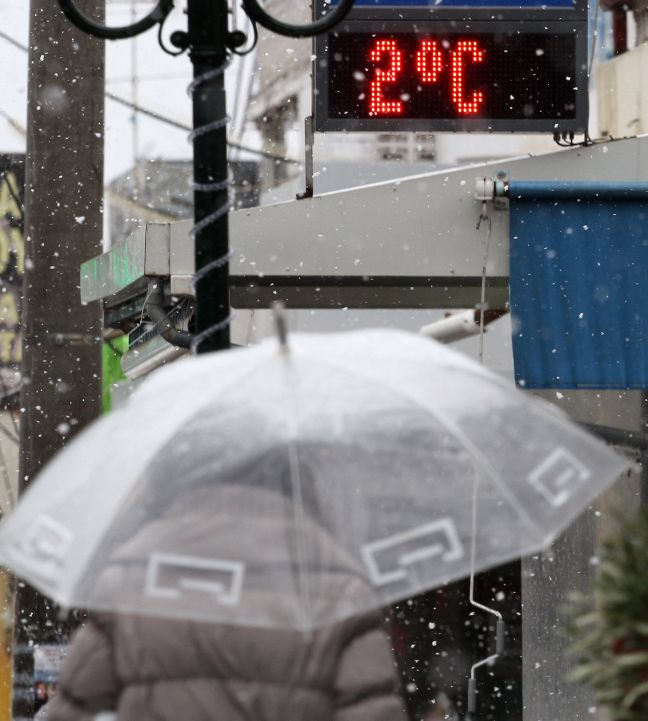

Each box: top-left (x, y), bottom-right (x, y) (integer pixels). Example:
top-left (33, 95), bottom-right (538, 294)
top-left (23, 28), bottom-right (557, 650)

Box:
top-left (0, 329), bottom-right (628, 630)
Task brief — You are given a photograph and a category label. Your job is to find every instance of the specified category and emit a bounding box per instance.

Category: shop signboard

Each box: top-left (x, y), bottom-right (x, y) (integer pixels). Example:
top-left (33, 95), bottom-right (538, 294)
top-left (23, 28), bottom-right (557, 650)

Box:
top-left (33, 645), bottom-right (67, 714)
top-left (0, 155), bottom-right (23, 404)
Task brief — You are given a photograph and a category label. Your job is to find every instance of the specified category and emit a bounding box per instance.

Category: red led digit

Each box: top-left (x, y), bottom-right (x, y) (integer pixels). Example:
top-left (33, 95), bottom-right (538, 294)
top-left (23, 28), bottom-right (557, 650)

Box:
top-left (416, 39), bottom-right (443, 84)
top-left (369, 38), bottom-right (404, 116)
top-left (451, 39), bottom-right (485, 115)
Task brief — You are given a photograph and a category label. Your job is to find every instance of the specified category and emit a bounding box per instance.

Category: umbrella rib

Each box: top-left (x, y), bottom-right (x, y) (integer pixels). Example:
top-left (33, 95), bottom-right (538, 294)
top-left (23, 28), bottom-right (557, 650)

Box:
top-left (70, 352), bottom-right (279, 602)
top-left (286, 436), bottom-right (315, 631)
top-left (282, 355), bottom-right (316, 633)
top-left (302, 352), bottom-right (546, 546)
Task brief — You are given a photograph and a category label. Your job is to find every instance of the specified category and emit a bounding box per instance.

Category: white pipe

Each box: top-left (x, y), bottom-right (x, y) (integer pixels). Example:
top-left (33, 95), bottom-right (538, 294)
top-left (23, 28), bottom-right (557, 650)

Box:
top-left (419, 309), bottom-right (481, 344)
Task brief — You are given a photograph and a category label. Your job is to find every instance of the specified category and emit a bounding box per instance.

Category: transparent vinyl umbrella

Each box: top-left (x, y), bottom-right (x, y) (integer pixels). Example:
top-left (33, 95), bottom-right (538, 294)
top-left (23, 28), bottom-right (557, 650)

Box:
top-left (0, 329), bottom-right (628, 632)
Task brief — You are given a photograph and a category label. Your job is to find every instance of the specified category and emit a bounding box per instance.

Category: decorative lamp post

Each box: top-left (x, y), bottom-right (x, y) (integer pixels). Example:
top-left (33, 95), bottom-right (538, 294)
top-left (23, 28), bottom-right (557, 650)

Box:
top-left (57, 0), bottom-right (354, 354)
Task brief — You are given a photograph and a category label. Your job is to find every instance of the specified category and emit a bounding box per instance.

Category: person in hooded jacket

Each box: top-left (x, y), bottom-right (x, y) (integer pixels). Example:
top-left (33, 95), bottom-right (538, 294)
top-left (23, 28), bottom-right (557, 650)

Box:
top-left (45, 448), bottom-right (407, 721)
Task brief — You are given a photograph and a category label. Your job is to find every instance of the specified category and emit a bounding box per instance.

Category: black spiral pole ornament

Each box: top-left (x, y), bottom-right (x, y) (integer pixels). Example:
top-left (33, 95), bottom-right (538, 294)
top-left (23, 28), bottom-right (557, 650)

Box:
top-left (57, 0), bottom-right (355, 355)
top-left (184, 0), bottom-right (232, 352)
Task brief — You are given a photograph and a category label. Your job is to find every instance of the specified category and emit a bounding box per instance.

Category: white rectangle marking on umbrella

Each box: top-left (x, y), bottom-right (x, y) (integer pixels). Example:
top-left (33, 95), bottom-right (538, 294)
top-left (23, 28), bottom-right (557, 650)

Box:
top-left (145, 553), bottom-right (245, 606)
top-left (362, 519), bottom-right (464, 587)
top-left (15, 515), bottom-right (74, 582)
top-left (527, 447), bottom-right (591, 508)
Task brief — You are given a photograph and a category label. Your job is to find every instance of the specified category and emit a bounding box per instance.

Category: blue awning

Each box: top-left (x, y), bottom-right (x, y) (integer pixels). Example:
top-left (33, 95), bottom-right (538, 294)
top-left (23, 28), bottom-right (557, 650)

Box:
top-left (508, 181), bottom-right (648, 389)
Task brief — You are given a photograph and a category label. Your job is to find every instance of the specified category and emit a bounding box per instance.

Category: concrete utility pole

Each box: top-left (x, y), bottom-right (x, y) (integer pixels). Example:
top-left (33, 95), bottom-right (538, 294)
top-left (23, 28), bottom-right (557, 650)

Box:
top-left (14, 2), bottom-right (104, 718)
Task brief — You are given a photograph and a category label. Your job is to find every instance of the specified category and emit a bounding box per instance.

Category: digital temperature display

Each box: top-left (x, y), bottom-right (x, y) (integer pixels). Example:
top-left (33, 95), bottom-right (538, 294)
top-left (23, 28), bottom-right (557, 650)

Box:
top-left (316, 26), bottom-right (587, 133)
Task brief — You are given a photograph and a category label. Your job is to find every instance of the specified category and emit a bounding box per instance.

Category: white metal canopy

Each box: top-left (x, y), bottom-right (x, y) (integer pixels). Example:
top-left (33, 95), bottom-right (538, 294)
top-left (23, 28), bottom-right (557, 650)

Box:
top-left (81, 135), bottom-right (648, 311)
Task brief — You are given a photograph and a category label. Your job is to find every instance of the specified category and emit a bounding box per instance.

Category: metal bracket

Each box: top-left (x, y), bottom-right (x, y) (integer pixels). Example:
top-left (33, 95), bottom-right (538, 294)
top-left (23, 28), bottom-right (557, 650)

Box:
top-left (296, 115), bottom-right (314, 200)
top-left (475, 171), bottom-right (509, 211)
top-left (44, 332), bottom-right (99, 347)
top-left (493, 170), bottom-right (509, 211)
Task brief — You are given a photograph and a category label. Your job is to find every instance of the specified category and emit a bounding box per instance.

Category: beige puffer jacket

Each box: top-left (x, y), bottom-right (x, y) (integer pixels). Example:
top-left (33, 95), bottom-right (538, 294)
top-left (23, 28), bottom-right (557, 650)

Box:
top-left (47, 609), bottom-right (404, 721)
top-left (47, 484), bottom-right (406, 721)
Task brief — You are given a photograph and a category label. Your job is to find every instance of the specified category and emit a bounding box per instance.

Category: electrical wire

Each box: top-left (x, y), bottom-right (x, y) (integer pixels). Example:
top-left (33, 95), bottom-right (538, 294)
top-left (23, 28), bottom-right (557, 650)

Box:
top-left (466, 465), bottom-right (504, 719)
top-left (0, 29), bottom-right (299, 165)
top-left (477, 211), bottom-right (492, 365)
top-left (109, 94), bottom-right (300, 163)
top-left (0, 110), bottom-right (25, 138)
top-left (467, 203), bottom-right (503, 720)
top-left (0, 29), bottom-right (28, 52)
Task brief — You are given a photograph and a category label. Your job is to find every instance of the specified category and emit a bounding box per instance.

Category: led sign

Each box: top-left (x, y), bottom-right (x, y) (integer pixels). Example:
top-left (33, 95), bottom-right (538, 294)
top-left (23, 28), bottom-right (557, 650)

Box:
top-left (314, 0), bottom-right (588, 134)
top-left (328, 31), bottom-right (577, 122)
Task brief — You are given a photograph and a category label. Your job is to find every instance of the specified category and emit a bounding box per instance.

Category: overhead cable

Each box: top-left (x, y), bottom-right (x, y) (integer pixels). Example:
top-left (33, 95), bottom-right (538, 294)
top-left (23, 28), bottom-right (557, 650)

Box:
top-left (106, 92), bottom-right (299, 164)
top-left (0, 29), bottom-right (299, 166)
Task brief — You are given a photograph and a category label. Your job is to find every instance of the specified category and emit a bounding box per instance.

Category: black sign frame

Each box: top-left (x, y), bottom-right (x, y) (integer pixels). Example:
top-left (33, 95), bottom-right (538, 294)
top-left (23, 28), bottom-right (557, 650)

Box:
top-left (313, 1), bottom-right (589, 133)
top-left (315, 0), bottom-right (588, 24)
top-left (314, 20), bottom-right (588, 133)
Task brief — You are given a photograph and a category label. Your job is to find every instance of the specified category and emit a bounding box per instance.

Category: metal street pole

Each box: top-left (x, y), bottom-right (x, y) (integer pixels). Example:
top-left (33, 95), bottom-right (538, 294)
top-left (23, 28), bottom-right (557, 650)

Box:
top-left (186, 0), bottom-right (231, 353)
top-left (58, 0), bottom-right (354, 357)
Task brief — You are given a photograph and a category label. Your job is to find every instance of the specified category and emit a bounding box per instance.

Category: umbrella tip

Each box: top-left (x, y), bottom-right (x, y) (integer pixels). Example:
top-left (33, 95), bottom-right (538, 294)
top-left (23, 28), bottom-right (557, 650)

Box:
top-left (272, 301), bottom-right (289, 353)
